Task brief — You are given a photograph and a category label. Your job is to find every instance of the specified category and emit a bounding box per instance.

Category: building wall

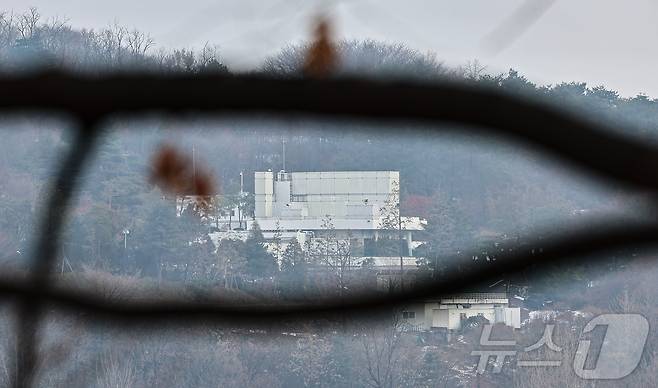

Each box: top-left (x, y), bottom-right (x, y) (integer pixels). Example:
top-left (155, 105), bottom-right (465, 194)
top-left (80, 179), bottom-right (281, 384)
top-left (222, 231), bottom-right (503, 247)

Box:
top-left (254, 171), bottom-right (399, 220)
top-left (443, 305), bottom-right (497, 330)
top-left (433, 308), bottom-right (448, 328)
top-left (401, 300), bottom-right (521, 331)
top-left (400, 303), bottom-right (427, 331)
top-left (252, 170), bottom-right (424, 267)
top-left (496, 307), bottom-right (521, 329)
top-left (254, 171), bottom-right (274, 218)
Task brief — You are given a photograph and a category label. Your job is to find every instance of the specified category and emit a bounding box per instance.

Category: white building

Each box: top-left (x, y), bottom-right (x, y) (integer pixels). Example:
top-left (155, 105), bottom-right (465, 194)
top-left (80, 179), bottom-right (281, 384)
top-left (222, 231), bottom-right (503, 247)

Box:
top-left (255, 170), bottom-right (398, 220)
top-left (400, 293), bottom-right (521, 331)
top-left (252, 170), bottom-right (424, 261)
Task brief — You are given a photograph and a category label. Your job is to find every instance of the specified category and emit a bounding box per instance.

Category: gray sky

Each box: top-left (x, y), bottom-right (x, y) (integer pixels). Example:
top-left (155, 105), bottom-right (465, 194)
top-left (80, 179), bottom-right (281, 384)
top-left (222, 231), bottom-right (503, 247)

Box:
top-left (4, 0), bottom-right (658, 96)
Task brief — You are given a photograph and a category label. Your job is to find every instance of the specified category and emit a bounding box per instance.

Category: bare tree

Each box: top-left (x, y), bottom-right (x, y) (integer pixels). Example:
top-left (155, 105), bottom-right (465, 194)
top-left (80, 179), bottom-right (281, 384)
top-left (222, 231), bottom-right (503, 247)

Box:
top-left (512, 320), bottom-right (589, 388)
top-left (358, 312), bottom-right (419, 388)
top-left (197, 42), bottom-right (226, 72)
top-left (378, 179), bottom-right (408, 290)
top-left (126, 28), bottom-right (154, 57)
top-left (216, 239), bottom-right (247, 289)
top-left (310, 215), bottom-right (353, 297)
top-left (263, 40), bottom-right (451, 80)
top-left (97, 23), bottom-right (128, 65)
top-left (289, 336), bottom-right (335, 386)
top-left (0, 12), bottom-right (18, 50)
top-left (16, 7), bottom-right (40, 40)
top-left (97, 352), bottom-right (136, 388)
top-left (459, 59), bottom-right (488, 81)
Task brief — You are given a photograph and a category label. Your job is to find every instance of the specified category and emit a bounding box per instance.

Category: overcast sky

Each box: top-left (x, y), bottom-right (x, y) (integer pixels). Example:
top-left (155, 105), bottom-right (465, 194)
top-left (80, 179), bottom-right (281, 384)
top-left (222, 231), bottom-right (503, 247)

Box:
top-left (3, 0), bottom-right (658, 96)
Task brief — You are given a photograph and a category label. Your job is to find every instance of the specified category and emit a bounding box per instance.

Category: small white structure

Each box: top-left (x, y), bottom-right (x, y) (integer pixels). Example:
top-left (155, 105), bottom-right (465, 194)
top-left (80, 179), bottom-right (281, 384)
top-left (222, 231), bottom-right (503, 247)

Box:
top-left (400, 293), bottom-right (521, 331)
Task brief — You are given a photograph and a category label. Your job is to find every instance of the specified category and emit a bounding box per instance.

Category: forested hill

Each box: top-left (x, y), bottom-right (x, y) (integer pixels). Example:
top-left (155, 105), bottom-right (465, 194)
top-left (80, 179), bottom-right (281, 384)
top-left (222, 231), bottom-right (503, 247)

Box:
top-left (1, 8), bottom-right (657, 270)
top-left (0, 8), bottom-right (228, 73)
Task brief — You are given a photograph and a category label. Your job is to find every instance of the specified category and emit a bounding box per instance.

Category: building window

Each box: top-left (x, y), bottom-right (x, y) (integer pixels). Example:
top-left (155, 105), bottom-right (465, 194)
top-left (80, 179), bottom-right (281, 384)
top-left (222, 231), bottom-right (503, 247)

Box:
top-left (402, 311), bottom-right (416, 319)
top-left (291, 194), bottom-right (307, 202)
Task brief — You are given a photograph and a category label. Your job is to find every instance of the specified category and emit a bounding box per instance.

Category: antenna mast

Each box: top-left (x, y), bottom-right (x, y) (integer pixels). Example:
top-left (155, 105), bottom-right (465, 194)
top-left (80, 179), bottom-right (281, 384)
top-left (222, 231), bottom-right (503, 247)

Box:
top-left (282, 137), bottom-right (286, 171)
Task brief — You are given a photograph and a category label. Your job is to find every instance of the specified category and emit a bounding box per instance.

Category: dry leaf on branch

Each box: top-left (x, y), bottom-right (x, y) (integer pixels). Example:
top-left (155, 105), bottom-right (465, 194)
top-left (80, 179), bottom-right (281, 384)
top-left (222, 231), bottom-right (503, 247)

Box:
top-left (149, 144), bottom-right (217, 214)
top-left (303, 16), bottom-right (337, 77)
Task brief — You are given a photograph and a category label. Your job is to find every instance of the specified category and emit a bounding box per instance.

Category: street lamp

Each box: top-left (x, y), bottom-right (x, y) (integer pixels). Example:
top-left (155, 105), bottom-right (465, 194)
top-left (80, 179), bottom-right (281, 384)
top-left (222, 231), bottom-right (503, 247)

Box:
top-left (122, 228), bottom-right (130, 250)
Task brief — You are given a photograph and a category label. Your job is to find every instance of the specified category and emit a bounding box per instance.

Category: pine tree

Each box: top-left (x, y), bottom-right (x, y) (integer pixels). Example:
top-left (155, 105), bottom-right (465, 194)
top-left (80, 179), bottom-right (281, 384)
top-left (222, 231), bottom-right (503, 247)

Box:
top-left (136, 199), bottom-right (179, 281)
top-left (244, 221), bottom-right (278, 278)
top-left (271, 220), bottom-right (283, 263)
top-left (280, 238), bottom-right (308, 295)
top-left (419, 189), bottom-right (473, 277)
top-left (217, 239), bottom-right (247, 288)
top-left (281, 238), bottom-right (306, 275)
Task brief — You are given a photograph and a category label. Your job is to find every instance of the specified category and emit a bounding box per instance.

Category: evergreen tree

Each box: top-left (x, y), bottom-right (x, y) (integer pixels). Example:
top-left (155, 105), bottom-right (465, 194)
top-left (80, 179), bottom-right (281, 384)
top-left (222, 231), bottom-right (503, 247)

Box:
top-left (280, 238), bottom-right (308, 295)
top-left (216, 239), bottom-right (247, 288)
top-left (244, 221), bottom-right (278, 278)
top-left (271, 220), bottom-right (283, 263)
top-left (135, 201), bottom-right (177, 279)
top-left (281, 239), bottom-right (306, 276)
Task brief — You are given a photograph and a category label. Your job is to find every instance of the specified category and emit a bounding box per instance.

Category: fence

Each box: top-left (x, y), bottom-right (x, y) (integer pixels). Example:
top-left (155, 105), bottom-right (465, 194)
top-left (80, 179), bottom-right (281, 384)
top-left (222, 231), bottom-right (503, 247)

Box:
top-left (2, 71), bottom-right (658, 387)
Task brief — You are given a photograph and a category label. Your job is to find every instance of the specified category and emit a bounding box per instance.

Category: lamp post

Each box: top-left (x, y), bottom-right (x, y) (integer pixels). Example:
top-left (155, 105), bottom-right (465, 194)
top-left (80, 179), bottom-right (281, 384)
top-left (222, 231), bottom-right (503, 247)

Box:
top-left (122, 228), bottom-right (130, 250)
